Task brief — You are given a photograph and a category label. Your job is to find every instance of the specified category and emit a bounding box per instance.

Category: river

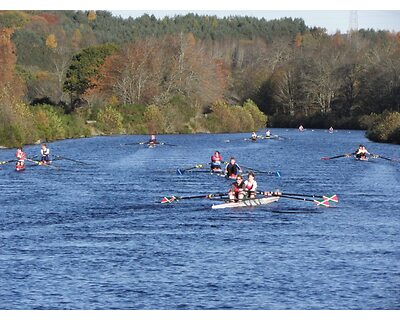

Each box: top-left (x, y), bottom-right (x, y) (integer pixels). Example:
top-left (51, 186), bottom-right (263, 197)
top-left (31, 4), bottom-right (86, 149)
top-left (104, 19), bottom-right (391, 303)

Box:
top-left (0, 129), bottom-right (399, 309)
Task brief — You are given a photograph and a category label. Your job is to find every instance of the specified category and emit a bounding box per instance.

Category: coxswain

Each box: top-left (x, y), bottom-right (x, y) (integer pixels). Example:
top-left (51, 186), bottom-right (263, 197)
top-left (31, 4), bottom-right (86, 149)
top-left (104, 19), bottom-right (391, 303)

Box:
top-left (244, 171), bottom-right (257, 199)
top-left (355, 144), bottom-right (370, 160)
top-left (224, 157), bottom-right (242, 179)
top-left (251, 132), bottom-right (257, 141)
top-left (40, 143), bottom-right (51, 164)
top-left (210, 151), bottom-right (223, 172)
top-left (228, 174), bottom-right (246, 202)
top-left (16, 147), bottom-right (26, 171)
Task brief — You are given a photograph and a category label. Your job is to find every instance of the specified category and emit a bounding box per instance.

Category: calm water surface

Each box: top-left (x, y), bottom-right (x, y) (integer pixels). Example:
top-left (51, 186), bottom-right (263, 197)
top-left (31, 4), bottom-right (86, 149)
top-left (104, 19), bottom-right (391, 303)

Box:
top-left (0, 129), bottom-right (399, 309)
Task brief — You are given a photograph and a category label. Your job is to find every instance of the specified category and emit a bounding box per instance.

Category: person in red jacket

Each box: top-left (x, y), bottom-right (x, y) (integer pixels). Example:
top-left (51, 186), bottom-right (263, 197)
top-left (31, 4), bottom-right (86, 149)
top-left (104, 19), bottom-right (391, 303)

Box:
top-left (210, 150), bottom-right (223, 172)
top-left (228, 174), bottom-right (246, 202)
top-left (16, 147), bottom-right (27, 171)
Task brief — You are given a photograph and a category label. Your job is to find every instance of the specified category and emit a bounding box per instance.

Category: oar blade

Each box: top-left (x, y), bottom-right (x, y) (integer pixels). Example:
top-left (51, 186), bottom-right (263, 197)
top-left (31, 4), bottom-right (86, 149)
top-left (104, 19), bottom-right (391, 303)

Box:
top-left (323, 194), bottom-right (339, 203)
top-left (314, 199), bottom-right (330, 207)
top-left (161, 196), bottom-right (176, 204)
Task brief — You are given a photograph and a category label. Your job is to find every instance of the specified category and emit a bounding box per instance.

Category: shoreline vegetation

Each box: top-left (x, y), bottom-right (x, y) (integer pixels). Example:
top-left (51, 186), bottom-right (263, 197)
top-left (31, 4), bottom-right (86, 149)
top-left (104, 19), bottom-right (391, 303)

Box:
top-left (1, 11), bottom-right (399, 148)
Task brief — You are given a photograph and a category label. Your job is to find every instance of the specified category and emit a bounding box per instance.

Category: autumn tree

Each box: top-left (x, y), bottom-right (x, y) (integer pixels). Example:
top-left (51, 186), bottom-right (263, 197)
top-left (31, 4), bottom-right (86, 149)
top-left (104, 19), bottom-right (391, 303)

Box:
top-left (63, 43), bottom-right (117, 111)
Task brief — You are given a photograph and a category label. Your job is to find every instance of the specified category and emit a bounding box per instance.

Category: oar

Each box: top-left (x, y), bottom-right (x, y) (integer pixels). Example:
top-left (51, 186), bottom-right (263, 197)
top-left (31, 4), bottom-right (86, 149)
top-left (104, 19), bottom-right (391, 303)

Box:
top-left (126, 141), bottom-right (176, 147)
top-left (224, 137), bottom-right (247, 143)
top-left (176, 164), bottom-right (204, 175)
top-left (121, 141), bottom-right (143, 146)
top-left (321, 153), bottom-right (353, 160)
top-left (258, 191), bottom-right (331, 207)
top-left (240, 165), bottom-right (281, 177)
top-left (0, 159), bottom-right (15, 165)
top-left (26, 158), bottom-right (59, 170)
top-left (159, 142), bottom-right (177, 147)
top-left (370, 154), bottom-right (399, 162)
top-left (54, 155), bottom-right (89, 165)
top-left (161, 192), bottom-right (226, 203)
top-left (281, 193), bottom-right (339, 202)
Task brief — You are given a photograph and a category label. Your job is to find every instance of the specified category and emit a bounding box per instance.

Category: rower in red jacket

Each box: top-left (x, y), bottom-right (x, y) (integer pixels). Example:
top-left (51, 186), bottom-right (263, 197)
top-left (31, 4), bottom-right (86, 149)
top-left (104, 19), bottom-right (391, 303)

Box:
top-left (210, 151), bottom-right (223, 172)
top-left (16, 147), bottom-right (27, 171)
top-left (228, 174), bottom-right (246, 202)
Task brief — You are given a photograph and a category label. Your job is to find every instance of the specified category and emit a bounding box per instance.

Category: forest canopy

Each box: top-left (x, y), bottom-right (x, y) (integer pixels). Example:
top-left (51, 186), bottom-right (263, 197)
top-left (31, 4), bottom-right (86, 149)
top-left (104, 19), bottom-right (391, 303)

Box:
top-left (0, 10), bottom-right (399, 146)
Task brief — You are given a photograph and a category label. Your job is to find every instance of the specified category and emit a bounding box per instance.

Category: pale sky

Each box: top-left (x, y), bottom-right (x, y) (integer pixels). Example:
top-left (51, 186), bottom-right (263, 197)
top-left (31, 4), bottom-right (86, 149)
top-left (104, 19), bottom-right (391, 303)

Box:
top-left (2, 0), bottom-right (400, 34)
top-left (111, 10), bottom-right (400, 34)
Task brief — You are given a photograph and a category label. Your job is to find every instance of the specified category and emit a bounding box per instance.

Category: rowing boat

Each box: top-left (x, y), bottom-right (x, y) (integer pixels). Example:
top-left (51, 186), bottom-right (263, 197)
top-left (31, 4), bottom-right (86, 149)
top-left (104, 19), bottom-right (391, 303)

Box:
top-left (211, 196), bottom-right (279, 209)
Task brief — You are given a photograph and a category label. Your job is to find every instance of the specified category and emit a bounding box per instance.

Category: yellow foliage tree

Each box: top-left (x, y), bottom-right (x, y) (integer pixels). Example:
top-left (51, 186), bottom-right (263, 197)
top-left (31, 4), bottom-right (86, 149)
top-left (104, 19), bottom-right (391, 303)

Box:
top-left (46, 34), bottom-right (57, 49)
top-left (294, 33), bottom-right (303, 48)
top-left (87, 11), bottom-right (97, 21)
top-left (72, 29), bottom-right (82, 49)
top-left (144, 105), bottom-right (166, 134)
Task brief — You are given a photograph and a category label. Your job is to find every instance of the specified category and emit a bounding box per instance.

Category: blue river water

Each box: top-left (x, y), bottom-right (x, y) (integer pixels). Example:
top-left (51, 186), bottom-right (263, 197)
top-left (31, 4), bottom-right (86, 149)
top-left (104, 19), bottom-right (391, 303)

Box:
top-left (0, 129), bottom-right (399, 310)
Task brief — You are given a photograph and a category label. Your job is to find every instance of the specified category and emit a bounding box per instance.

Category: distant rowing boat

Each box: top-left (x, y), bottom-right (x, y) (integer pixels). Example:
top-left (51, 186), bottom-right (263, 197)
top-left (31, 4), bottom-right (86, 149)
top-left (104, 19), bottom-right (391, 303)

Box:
top-left (211, 196), bottom-right (279, 209)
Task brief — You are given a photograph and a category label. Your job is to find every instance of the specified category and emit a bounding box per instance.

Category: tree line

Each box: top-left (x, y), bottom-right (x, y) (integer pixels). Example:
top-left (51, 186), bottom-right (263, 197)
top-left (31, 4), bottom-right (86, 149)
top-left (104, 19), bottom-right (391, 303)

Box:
top-left (0, 10), bottom-right (399, 147)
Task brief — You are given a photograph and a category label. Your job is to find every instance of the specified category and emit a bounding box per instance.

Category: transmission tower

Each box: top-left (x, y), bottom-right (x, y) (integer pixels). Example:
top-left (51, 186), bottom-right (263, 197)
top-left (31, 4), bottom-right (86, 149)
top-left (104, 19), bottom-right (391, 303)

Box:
top-left (349, 10), bottom-right (358, 33)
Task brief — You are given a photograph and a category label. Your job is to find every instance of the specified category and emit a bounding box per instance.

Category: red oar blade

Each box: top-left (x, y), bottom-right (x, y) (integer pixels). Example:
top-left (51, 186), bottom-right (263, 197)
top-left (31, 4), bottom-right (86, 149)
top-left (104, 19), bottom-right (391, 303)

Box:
top-left (314, 199), bottom-right (330, 207)
top-left (323, 194), bottom-right (339, 203)
top-left (161, 196), bottom-right (176, 204)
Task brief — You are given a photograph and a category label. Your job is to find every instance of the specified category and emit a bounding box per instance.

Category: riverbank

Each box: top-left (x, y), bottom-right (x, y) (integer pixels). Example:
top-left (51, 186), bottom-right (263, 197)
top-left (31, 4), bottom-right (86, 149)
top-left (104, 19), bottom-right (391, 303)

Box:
top-left (0, 99), bottom-right (268, 148)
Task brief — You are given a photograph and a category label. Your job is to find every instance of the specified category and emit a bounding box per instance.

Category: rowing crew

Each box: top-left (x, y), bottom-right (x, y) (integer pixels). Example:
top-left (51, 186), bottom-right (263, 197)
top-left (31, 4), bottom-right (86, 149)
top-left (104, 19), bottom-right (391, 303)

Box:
top-left (228, 172), bottom-right (281, 202)
top-left (14, 143), bottom-right (51, 171)
top-left (354, 144), bottom-right (369, 160)
top-left (210, 151), bottom-right (243, 178)
top-left (251, 130), bottom-right (274, 141)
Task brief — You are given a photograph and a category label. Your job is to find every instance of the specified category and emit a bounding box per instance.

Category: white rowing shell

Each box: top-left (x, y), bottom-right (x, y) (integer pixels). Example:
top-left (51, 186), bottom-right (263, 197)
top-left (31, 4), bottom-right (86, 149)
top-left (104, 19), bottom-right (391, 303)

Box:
top-left (211, 196), bottom-right (279, 209)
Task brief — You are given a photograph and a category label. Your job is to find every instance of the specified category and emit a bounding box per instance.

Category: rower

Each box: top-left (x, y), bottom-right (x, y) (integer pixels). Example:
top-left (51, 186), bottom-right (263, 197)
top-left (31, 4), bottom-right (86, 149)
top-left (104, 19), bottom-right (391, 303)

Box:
top-left (328, 127), bottom-right (334, 133)
top-left (224, 157), bottom-right (242, 178)
top-left (40, 143), bottom-right (51, 164)
top-left (228, 174), bottom-right (246, 202)
top-left (244, 171), bottom-right (257, 199)
top-left (251, 132), bottom-right (257, 141)
top-left (355, 144), bottom-right (370, 160)
top-left (299, 125), bottom-right (304, 131)
top-left (265, 129), bottom-right (271, 138)
top-left (148, 134), bottom-right (157, 145)
top-left (16, 147), bottom-right (26, 171)
top-left (210, 150), bottom-right (223, 172)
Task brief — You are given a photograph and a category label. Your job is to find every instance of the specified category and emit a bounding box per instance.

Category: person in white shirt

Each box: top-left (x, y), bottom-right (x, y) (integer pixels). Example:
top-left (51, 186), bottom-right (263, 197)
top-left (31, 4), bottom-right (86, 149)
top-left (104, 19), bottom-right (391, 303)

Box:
top-left (244, 171), bottom-right (257, 199)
